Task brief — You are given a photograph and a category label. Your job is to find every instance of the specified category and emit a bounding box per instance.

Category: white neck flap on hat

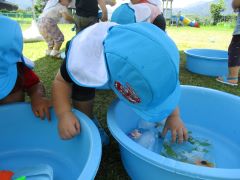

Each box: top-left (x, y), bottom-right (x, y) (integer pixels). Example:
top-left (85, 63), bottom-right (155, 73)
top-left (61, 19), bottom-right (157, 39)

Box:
top-left (129, 3), bottom-right (151, 22)
top-left (66, 22), bottom-right (117, 87)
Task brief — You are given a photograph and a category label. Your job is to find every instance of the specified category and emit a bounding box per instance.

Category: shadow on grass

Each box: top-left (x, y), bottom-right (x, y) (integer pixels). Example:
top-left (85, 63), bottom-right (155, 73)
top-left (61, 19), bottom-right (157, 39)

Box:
top-left (33, 56), bottom-right (62, 97)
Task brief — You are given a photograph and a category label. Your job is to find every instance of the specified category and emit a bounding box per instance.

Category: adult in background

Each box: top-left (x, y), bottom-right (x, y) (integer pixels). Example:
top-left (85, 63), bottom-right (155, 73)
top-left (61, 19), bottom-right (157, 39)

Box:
top-left (74, 0), bottom-right (108, 33)
top-left (217, 0), bottom-right (240, 86)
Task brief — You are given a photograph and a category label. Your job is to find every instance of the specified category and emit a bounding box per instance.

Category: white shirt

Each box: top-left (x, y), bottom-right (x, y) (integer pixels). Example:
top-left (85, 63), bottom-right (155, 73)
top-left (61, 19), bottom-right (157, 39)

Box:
top-left (39, 3), bottom-right (68, 23)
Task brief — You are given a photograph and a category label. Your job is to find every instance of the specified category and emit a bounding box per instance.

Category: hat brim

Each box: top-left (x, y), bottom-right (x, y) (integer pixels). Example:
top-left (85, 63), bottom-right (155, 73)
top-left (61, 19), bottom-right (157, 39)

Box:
top-left (130, 81), bottom-right (181, 122)
top-left (0, 64), bottom-right (18, 100)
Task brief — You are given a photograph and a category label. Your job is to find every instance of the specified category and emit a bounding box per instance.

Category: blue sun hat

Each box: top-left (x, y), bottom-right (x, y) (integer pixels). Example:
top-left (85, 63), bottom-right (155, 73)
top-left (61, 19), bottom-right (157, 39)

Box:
top-left (0, 16), bottom-right (34, 100)
top-left (111, 3), bottom-right (151, 24)
top-left (104, 23), bottom-right (180, 121)
top-left (66, 22), bottom-right (180, 122)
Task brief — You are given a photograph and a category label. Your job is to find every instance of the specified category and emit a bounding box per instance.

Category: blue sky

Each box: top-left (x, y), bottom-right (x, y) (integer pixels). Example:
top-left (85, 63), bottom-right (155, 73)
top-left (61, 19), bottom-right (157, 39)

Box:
top-left (8, 0), bottom-right (32, 9)
top-left (8, 0), bottom-right (213, 9)
top-left (173, 0), bottom-right (213, 8)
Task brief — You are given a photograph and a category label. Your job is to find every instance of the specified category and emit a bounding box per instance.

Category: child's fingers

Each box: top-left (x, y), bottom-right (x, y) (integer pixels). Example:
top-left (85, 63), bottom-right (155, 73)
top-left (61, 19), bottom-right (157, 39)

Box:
top-left (39, 108), bottom-right (45, 120)
top-left (183, 127), bottom-right (188, 141)
top-left (171, 130), bottom-right (177, 143)
top-left (61, 128), bottom-right (72, 140)
top-left (35, 108), bottom-right (44, 120)
top-left (44, 107), bottom-right (51, 121)
top-left (59, 129), bottom-right (66, 139)
top-left (33, 109), bottom-right (39, 117)
top-left (177, 129), bottom-right (184, 144)
top-left (161, 126), bottom-right (168, 138)
top-left (69, 125), bottom-right (77, 137)
top-left (75, 121), bottom-right (81, 134)
top-left (47, 100), bottom-right (52, 107)
top-left (62, 130), bottom-right (71, 140)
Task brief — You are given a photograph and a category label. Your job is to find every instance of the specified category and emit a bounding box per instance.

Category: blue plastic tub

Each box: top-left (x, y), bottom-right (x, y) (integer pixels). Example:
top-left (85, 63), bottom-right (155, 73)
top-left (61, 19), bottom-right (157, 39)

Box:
top-left (0, 103), bottom-right (102, 180)
top-left (107, 86), bottom-right (240, 180)
top-left (184, 49), bottom-right (228, 77)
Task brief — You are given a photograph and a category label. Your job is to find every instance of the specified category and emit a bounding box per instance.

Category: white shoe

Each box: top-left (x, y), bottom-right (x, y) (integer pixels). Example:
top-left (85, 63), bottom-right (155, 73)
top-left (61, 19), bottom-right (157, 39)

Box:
top-left (50, 50), bottom-right (61, 58)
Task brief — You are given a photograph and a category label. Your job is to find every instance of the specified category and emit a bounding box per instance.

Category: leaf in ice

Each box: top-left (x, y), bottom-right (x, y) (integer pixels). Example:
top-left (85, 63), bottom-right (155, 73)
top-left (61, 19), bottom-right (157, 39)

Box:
top-left (162, 143), bottom-right (178, 159)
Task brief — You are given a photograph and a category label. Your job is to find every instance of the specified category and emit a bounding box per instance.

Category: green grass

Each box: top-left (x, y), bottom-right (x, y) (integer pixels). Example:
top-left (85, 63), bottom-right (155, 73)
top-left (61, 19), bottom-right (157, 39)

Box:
top-left (21, 23), bottom-right (239, 180)
top-left (13, 17), bottom-right (33, 23)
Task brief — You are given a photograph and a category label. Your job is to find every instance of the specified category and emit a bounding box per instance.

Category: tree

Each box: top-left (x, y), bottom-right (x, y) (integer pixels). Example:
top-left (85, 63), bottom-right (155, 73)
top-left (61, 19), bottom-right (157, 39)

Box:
top-left (34, 0), bottom-right (47, 14)
top-left (210, 0), bottom-right (225, 25)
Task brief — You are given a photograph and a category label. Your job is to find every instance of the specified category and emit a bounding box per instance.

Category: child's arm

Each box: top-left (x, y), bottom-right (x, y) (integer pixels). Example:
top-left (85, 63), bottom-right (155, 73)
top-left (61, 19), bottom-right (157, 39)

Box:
top-left (22, 65), bottom-right (51, 121)
top-left (27, 82), bottom-right (51, 121)
top-left (52, 71), bottom-right (80, 140)
top-left (98, 0), bottom-right (108, 21)
top-left (105, 0), bottom-right (116, 6)
top-left (61, 12), bottom-right (75, 23)
top-left (161, 107), bottom-right (188, 144)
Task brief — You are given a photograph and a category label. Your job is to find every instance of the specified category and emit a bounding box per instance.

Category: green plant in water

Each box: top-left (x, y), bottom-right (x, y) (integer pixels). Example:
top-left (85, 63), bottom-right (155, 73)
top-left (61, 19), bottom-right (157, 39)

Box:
top-left (162, 143), bottom-right (178, 159)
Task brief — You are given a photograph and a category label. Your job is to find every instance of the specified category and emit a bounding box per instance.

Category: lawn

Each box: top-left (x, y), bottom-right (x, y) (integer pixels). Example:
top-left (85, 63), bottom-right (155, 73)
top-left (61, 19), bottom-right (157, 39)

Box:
top-left (20, 22), bottom-right (239, 180)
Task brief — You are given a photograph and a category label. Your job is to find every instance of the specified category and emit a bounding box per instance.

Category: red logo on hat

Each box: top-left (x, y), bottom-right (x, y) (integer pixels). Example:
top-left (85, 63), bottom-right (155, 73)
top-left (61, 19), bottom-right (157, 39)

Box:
top-left (114, 81), bottom-right (141, 104)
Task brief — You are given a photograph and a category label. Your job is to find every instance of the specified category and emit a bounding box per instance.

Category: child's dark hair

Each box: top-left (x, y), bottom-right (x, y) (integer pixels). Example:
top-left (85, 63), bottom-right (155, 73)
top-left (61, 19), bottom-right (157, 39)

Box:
top-left (153, 14), bottom-right (166, 32)
top-left (232, 0), bottom-right (240, 12)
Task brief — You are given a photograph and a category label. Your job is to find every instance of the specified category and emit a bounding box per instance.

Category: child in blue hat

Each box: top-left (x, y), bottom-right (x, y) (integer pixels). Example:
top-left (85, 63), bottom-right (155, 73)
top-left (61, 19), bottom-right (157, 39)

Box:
top-left (52, 22), bottom-right (188, 144)
top-left (111, 0), bottom-right (166, 31)
top-left (0, 16), bottom-right (51, 120)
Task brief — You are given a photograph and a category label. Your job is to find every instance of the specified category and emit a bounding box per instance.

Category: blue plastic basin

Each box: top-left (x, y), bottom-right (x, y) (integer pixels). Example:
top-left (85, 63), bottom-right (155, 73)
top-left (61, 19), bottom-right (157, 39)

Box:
top-left (184, 49), bottom-right (228, 76)
top-left (107, 85), bottom-right (240, 180)
top-left (0, 103), bottom-right (102, 180)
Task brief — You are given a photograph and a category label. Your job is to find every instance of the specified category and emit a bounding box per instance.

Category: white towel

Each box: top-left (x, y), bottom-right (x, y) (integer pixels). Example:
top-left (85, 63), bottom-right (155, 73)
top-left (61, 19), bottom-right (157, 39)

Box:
top-left (67, 22), bottom-right (117, 87)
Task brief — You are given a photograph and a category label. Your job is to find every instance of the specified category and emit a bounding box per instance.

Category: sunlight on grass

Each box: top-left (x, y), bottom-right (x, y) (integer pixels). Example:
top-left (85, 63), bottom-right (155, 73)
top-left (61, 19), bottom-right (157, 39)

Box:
top-left (167, 26), bottom-right (232, 51)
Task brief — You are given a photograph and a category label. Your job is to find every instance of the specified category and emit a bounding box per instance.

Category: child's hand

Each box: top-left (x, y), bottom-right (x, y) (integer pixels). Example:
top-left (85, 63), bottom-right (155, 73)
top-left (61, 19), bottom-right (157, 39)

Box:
top-left (58, 111), bottom-right (81, 140)
top-left (162, 116), bottom-right (188, 144)
top-left (101, 14), bottom-right (108, 22)
top-left (31, 96), bottom-right (51, 121)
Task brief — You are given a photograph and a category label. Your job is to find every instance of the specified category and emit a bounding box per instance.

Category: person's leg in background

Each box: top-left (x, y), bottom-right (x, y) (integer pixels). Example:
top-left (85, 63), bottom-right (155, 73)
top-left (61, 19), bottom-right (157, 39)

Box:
top-left (49, 23), bottom-right (65, 58)
top-left (38, 18), bottom-right (54, 56)
top-left (74, 15), bottom-right (99, 34)
top-left (217, 35), bottom-right (240, 86)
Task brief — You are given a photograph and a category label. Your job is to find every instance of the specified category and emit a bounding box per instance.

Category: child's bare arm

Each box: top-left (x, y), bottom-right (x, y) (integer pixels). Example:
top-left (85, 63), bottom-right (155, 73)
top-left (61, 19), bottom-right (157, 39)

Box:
top-left (161, 107), bottom-right (188, 144)
top-left (52, 71), bottom-right (80, 139)
top-left (27, 82), bottom-right (51, 120)
top-left (61, 12), bottom-right (75, 23)
top-left (52, 71), bottom-right (72, 117)
top-left (98, 0), bottom-right (108, 21)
